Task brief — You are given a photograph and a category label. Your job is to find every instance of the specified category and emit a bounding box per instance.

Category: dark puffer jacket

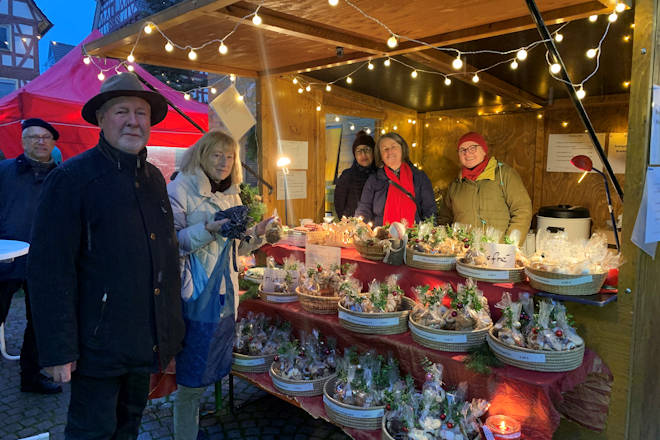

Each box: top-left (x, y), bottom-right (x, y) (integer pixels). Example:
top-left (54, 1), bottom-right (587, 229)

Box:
top-left (355, 163), bottom-right (437, 226)
top-left (334, 161), bottom-right (375, 218)
top-left (0, 154), bottom-right (56, 280)
top-left (27, 136), bottom-right (185, 377)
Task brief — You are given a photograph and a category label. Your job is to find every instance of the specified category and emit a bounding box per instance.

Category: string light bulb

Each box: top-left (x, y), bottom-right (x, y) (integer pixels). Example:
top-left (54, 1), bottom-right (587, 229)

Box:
top-left (237, 95), bottom-right (244, 101)
top-left (387, 35), bottom-right (398, 48)
top-left (165, 41), bottom-right (174, 52)
top-left (561, 121), bottom-right (569, 127)
top-left (184, 93), bottom-right (191, 100)
top-left (219, 42), bottom-right (228, 54)
top-left (350, 124), bottom-right (355, 130)
top-left (144, 24), bottom-right (152, 34)
top-left (393, 125), bottom-right (398, 130)
top-left (188, 49), bottom-right (197, 60)
top-left (316, 105), bottom-right (321, 111)
top-left (365, 128), bottom-right (371, 134)
top-left (325, 84), bottom-right (332, 92)
top-left (381, 128), bottom-right (386, 134)
top-left (292, 78), bottom-right (298, 84)
top-left (411, 70), bottom-right (418, 78)
top-left (230, 74), bottom-right (236, 82)
top-left (383, 58), bottom-right (391, 67)
top-left (444, 77), bottom-right (451, 86)
top-left (554, 33), bottom-right (563, 42)
top-left (305, 85), bottom-right (311, 92)
top-left (97, 72), bottom-right (105, 81)
top-left (368, 62), bottom-right (374, 70)
top-left (516, 49), bottom-right (528, 61)
top-left (210, 87), bottom-right (217, 94)
top-left (412, 142), bottom-right (417, 147)
top-left (550, 63), bottom-right (561, 74)
top-left (83, 56), bottom-right (91, 65)
top-left (623, 81), bottom-right (630, 88)
top-left (127, 64), bottom-right (134, 72)
top-left (586, 48), bottom-right (597, 59)
top-left (452, 56), bottom-right (463, 70)
top-left (608, 12), bottom-right (618, 22)
top-left (346, 76), bottom-right (352, 84)
top-left (297, 87), bottom-right (303, 94)
top-left (615, 2), bottom-right (626, 12)
top-left (576, 86), bottom-right (586, 100)
top-left (589, 15), bottom-right (598, 22)
top-left (335, 116), bottom-right (340, 122)
top-left (328, 0), bottom-right (339, 5)
top-left (252, 13), bottom-right (262, 25)
top-left (127, 53), bottom-right (135, 63)
top-left (472, 73), bottom-right (480, 83)
top-left (510, 60), bottom-right (519, 70)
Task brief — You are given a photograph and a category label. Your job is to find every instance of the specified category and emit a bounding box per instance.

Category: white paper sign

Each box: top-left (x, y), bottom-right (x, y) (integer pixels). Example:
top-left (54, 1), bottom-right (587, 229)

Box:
top-left (607, 132), bottom-right (628, 174)
top-left (490, 340), bottom-right (546, 363)
top-left (279, 140), bottom-right (308, 170)
top-left (546, 133), bottom-right (606, 172)
top-left (262, 268), bottom-right (286, 292)
top-left (233, 356), bottom-right (266, 366)
top-left (458, 265), bottom-right (510, 281)
top-left (651, 86), bottom-right (660, 166)
top-left (410, 323), bottom-right (468, 343)
top-left (266, 294), bottom-right (298, 303)
top-left (525, 270), bottom-right (592, 286)
top-left (412, 254), bottom-right (456, 265)
top-left (210, 85), bottom-right (256, 141)
top-left (482, 243), bottom-right (516, 269)
top-left (277, 170), bottom-right (307, 200)
top-left (271, 376), bottom-right (314, 392)
top-left (323, 395), bottom-right (384, 418)
top-left (631, 170), bottom-right (658, 258)
top-left (305, 244), bottom-right (341, 269)
top-left (644, 167), bottom-right (660, 243)
top-left (338, 311), bottom-right (399, 327)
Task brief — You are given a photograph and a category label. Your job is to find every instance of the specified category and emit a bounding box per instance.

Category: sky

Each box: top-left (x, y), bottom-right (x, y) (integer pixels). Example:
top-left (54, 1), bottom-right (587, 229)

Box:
top-left (36, 0), bottom-right (96, 72)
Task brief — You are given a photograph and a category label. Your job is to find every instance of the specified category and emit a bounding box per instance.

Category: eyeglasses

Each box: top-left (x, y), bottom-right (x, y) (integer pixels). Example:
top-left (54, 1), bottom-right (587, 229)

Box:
top-left (458, 144), bottom-right (480, 155)
top-left (24, 135), bottom-right (53, 142)
top-left (355, 148), bottom-right (373, 155)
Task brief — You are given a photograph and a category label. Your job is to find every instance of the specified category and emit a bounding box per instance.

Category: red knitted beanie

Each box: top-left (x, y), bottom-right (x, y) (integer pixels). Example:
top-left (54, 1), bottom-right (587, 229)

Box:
top-left (457, 132), bottom-right (488, 155)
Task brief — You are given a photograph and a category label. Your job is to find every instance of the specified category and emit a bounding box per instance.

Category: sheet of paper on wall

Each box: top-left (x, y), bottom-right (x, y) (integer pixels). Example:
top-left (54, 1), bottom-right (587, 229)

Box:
top-left (210, 85), bottom-right (256, 141)
top-left (277, 170), bottom-right (306, 200)
top-left (631, 169), bottom-right (657, 259)
top-left (607, 132), bottom-right (627, 174)
top-left (650, 85), bottom-right (660, 165)
top-left (546, 133), bottom-right (606, 172)
top-left (305, 244), bottom-right (341, 269)
top-left (644, 167), bottom-right (660, 243)
top-left (278, 140), bottom-right (308, 170)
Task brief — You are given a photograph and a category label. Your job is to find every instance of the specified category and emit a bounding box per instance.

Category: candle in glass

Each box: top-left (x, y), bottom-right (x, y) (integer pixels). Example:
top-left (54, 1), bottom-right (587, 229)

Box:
top-left (485, 415), bottom-right (521, 439)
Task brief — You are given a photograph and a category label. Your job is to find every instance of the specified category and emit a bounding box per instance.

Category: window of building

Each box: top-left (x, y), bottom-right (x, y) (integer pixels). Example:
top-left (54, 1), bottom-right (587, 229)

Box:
top-left (0, 26), bottom-right (10, 51)
top-left (0, 78), bottom-right (18, 98)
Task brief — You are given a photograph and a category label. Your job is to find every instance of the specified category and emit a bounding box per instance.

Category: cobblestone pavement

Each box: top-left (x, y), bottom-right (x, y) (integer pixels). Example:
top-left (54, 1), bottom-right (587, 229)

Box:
top-left (1, 293), bottom-right (349, 440)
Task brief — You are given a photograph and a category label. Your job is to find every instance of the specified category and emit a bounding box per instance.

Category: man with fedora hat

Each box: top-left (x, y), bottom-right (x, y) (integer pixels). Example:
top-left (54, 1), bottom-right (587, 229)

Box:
top-left (27, 72), bottom-right (185, 439)
top-left (0, 118), bottom-right (62, 394)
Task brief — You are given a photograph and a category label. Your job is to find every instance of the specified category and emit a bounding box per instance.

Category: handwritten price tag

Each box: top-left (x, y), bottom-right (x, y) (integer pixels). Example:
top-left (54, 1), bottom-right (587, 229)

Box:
top-left (483, 243), bottom-right (516, 269)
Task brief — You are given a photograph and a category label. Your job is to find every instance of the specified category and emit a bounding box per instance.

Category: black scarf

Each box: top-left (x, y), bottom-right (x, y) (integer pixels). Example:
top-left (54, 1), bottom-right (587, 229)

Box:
top-left (205, 170), bottom-right (232, 193)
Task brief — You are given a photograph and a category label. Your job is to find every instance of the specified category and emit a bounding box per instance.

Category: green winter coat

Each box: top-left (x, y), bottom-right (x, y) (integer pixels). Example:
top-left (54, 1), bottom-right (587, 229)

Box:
top-left (436, 157), bottom-right (532, 243)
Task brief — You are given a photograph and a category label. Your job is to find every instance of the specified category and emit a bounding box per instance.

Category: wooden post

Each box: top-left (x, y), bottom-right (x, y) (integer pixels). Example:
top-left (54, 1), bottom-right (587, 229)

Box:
top-left (621, 0), bottom-right (660, 438)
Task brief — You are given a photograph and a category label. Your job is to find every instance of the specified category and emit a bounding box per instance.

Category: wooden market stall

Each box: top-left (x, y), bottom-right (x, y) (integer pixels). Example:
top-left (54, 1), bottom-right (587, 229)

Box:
top-left (85, 0), bottom-right (660, 438)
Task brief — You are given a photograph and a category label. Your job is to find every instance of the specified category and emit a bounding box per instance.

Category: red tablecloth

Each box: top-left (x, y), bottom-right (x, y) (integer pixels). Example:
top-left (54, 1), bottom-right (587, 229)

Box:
top-left (245, 244), bottom-right (614, 439)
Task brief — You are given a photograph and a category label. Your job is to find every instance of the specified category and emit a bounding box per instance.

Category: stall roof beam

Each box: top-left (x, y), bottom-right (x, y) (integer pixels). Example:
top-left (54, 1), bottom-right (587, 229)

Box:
top-left (404, 51), bottom-right (546, 109)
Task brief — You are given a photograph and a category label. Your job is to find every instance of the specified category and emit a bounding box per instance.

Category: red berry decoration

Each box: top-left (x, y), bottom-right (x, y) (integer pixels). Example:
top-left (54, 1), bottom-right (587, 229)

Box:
top-left (447, 422), bottom-right (454, 429)
top-left (402, 426), bottom-right (408, 432)
top-left (555, 329), bottom-right (563, 338)
top-left (274, 355), bottom-right (279, 362)
top-left (532, 327), bottom-right (539, 334)
top-left (425, 372), bottom-right (433, 381)
top-left (464, 243), bottom-right (470, 249)
top-left (440, 413), bottom-right (446, 420)
top-left (451, 311), bottom-right (458, 317)
top-left (386, 404), bottom-right (391, 410)
top-left (456, 303), bottom-right (464, 309)
top-left (317, 266), bottom-right (323, 272)
top-left (415, 239), bottom-right (420, 243)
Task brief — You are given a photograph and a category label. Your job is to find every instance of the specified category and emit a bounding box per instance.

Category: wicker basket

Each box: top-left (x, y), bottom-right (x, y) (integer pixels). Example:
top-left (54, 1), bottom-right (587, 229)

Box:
top-left (323, 377), bottom-right (385, 430)
top-left (231, 352), bottom-right (275, 373)
top-left (456, 259), bottom-right (524, 283)
top-left (296, 287), bottom-right (340, 314)
top-left (337, 297), bottom-right (414, 335)
top-left (525, 267), bottom-right (607, 296)
top-left (381, 417), bottom-right (395, 440)
top-left (354, 241), bottom-right (386, 261)
top-left (408, 317), bottom-right (491, 352)
top-left (405, 247), bottom-right (456, 271)
top-left (258, 284), bottom-right (298, 303)
top-left (269, 365), bottom-right (335, 397)
top-left (486, 328), bottom-right (585, 372)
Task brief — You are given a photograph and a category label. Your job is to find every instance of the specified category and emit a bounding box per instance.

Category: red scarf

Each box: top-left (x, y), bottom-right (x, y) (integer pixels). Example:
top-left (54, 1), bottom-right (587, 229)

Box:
top-left (383, 162), bottom-right (417, 226)
top-left (461, 155), bottom-right (490, 181)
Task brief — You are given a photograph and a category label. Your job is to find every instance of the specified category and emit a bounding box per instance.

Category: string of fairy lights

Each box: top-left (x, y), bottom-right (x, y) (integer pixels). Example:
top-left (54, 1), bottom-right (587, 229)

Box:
top-left (81, 0), bottom-right (631, 110)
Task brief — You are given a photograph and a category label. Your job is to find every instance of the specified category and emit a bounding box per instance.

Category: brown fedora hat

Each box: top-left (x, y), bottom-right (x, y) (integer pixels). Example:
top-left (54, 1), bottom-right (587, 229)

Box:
top-left (82, 72), bottom-right (168, 126)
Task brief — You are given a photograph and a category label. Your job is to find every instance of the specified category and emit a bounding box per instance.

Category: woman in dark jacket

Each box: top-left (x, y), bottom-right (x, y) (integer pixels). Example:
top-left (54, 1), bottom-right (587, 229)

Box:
top-left (355, 132), bottom-right (436, 226)
top-left (334, 130), bottom-right (376, 218)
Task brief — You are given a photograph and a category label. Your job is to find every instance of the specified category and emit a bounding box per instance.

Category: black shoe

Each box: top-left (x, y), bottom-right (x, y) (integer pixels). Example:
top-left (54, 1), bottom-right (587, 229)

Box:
top-left (20, 374), bottom-right (62, 394)
top-left (196, 430), bottom-right (209, 440)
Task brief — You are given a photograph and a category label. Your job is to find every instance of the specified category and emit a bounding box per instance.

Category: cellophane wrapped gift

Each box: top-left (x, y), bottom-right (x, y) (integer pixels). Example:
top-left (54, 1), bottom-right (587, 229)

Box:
top-left (340, 274), bottom-right (403, 313)
top-left (233, 312), bottom-right (292, 355)
top-left (271, 329), bottom-right (337, 380)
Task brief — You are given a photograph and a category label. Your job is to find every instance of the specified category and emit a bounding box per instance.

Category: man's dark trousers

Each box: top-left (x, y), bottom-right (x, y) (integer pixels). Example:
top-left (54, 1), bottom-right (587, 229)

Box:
top-left (0, 280), bottom-right (40, 379)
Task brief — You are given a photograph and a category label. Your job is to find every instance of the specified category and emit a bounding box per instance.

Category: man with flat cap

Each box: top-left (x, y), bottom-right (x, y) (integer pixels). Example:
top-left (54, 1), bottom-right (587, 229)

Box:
top-left (0, 118), bottom-right (62, 394)
top-left (28, 72), bottom-right (185, 439)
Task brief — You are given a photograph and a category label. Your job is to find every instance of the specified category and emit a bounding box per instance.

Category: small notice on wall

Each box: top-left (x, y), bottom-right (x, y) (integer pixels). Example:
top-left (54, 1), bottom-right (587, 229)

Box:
top-left (546, 133), bottom-right (606, 172)
top-left (651, 85), bottom-right (660, 166)
top-left (607, 133), bottom-right (628, 174)
top-left (631, 166), bottom-right (660, 259)
top-left (277, 170), bottom-right (307, 200)
top-left (305, 244), bottom-right (341, 269)
top-left (279, 140), bottom-right (308, 170)
top-left (210, 85), bottom-right (256, 141)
